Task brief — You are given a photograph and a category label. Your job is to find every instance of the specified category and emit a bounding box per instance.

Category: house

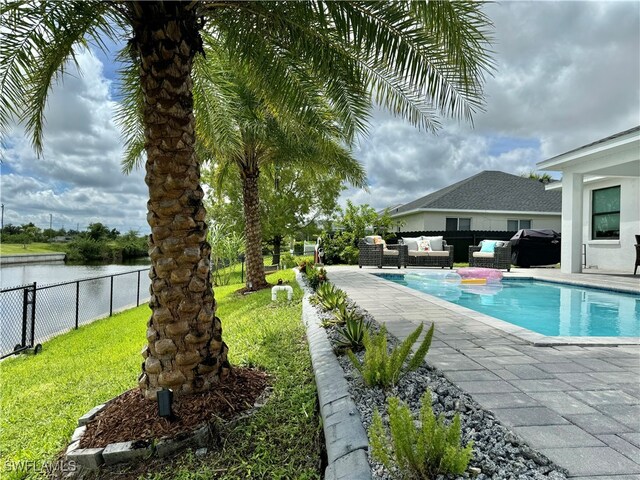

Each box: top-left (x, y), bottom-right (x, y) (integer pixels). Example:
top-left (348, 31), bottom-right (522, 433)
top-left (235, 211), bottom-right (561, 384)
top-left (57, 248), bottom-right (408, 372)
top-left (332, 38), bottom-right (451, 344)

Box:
top-left (537, 126), bottom-right (640, 273)
top-left (388, 171), bottom-right (562, 233)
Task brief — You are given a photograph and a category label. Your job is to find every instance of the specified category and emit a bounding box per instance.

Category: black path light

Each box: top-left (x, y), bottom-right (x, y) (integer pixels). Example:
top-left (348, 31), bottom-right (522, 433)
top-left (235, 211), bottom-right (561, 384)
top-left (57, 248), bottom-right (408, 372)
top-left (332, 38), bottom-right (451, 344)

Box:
top-left (157, 388), bottom-right (173, 418)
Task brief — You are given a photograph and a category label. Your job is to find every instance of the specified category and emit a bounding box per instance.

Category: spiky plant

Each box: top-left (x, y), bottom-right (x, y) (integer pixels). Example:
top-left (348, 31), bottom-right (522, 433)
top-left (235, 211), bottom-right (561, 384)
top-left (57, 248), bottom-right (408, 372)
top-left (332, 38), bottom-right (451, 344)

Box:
top-left (348, 323), bottom-right (435, 388)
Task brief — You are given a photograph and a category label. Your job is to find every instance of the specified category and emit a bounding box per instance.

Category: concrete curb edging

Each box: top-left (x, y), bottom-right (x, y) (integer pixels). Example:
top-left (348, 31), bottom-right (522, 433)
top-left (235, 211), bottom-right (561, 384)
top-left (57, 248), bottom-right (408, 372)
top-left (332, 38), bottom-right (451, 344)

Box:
top-left (296, 271), bottom-right (371, 480)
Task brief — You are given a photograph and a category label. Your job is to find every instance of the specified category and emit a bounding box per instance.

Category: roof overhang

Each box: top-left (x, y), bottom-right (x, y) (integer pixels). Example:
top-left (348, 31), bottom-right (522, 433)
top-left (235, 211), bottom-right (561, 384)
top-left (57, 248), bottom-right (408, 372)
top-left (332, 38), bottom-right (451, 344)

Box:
top-left (390, 208), bottom-right (560, 218)
top-left (537, 127), bottom-right (640, 177)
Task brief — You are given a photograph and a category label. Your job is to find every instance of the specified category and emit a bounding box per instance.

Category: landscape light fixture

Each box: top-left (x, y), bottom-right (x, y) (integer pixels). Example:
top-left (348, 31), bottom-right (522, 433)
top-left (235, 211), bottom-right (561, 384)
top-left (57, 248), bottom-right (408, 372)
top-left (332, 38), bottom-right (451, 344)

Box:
top-left (157, 388), bottom-right (173, 418)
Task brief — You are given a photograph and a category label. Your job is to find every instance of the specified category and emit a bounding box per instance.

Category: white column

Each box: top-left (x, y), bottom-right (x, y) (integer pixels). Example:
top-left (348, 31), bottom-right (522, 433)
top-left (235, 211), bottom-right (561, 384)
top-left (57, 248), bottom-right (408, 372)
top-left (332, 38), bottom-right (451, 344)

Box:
top-left (561, 172), bottom-right (584, 273)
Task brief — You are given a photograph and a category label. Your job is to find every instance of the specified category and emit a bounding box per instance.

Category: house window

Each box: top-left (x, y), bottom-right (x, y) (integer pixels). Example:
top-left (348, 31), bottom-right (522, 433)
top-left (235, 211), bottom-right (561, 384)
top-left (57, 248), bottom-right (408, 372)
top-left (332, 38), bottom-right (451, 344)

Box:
top-left (446, 217), bottom-right (471, 231)
top-left (592, 186), bottom-right (620, 239)
top-left (508, 219), bottom-right (532, 231)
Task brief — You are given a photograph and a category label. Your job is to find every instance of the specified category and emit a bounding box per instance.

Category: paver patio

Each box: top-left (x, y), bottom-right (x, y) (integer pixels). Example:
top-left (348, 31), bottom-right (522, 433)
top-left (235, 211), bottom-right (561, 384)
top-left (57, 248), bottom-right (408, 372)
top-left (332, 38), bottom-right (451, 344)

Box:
top-left (326, 266), bottom-right (640, 479)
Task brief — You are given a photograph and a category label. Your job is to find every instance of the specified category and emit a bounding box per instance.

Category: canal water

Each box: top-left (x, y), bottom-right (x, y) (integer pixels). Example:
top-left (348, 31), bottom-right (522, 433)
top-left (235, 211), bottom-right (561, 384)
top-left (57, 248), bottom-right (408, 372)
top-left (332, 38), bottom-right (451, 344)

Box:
top-left (0, 258), bottom-right (151, 288)
top-left (0, 259), bottom-right (151, 357)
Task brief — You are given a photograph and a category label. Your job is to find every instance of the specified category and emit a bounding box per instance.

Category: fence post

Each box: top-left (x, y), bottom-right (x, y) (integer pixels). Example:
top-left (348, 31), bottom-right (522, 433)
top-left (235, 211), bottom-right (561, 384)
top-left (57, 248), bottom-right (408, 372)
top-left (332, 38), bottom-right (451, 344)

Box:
top-left (30, 282), bottom-right (36, 348)
top-left (21, 287), bottom-right (28, 347)
top-left (136, 270), bottom-right (141, 307)
top-left (75, 281), bottom-right (80, 329)
top-left (110, 275), bottom-right (114, 317)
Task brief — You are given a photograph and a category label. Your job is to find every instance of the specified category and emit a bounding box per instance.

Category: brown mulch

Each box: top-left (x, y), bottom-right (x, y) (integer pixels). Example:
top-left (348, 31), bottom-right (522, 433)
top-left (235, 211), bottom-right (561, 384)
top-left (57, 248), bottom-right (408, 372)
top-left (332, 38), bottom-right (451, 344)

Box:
top-left (80, 368), bottom-right (269, 449)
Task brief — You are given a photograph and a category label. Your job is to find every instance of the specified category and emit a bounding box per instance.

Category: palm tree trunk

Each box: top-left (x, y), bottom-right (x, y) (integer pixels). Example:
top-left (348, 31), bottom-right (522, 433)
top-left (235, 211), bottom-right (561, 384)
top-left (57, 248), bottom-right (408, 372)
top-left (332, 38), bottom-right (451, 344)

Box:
top-left (241, 170), bottom-right (268, 290)
top-left (272, 235), bottom-right (282, 266)
top-left (130, 2), bottom-right (229, 400)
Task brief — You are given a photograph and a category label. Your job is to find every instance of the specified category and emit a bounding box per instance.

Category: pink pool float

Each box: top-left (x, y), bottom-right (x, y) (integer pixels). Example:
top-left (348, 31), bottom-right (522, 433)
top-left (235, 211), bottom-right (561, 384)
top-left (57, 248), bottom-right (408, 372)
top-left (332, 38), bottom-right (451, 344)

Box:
top-left (456, 267), bottom-right (503, 284)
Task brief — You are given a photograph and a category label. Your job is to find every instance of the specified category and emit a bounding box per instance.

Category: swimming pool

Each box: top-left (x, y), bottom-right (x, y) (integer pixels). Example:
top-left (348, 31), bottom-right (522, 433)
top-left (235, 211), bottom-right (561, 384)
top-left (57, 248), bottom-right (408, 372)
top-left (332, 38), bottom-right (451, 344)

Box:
top-left (378, 274), bottom-right (640, 337)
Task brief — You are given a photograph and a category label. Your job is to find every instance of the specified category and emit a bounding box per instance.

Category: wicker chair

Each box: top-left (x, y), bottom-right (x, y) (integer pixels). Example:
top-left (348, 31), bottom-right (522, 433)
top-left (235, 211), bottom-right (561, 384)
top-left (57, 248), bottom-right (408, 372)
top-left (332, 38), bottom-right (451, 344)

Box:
top-left (400, 242), bottom-right (454, 269)
top-left (469, 240), bottom-right (512, 271)
top-left (358, 240), bottom-right (402, 268)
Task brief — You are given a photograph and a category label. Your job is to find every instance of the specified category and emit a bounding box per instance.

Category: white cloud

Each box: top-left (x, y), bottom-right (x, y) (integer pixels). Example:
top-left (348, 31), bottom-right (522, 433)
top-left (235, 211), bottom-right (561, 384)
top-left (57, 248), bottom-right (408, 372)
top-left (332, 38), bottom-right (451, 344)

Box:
top-left (1, 49), bottom-right (149, 233)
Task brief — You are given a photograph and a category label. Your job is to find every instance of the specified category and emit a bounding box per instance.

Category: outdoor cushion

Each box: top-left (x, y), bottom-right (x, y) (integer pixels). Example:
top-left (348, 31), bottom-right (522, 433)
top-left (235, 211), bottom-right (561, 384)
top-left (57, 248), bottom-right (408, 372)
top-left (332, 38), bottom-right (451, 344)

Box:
top-left (401, 237), bottom-right (420, 251)
top-left (365, 235), bottom-right (385, 246)
top-left (422, 236), bottom-right (444, 251)
top-left (407, 250), bottom-right (450, 257)
top-left (416, 239), bottom-right (431, 252)
top-left (383, 248), bottom-right (399, 256)
top-left (473, 251), bottom-right (495, 258)
top-left (480, 240), bottom-right (498, 253)
top-left (426, 250), bottom-right (450, 257)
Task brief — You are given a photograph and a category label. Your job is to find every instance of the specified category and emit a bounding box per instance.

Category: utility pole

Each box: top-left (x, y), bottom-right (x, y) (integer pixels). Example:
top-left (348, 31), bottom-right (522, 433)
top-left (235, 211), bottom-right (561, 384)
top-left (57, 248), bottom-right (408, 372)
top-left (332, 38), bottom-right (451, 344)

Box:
top-left (1, 204), bottom-right (4, 231)
top-left (49, 213), bottom-right (52, 231)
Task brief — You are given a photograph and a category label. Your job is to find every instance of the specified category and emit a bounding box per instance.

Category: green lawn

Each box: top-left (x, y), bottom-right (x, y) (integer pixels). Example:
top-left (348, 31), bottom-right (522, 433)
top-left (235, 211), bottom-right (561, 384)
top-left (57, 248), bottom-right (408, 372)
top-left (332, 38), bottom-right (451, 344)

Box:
top-left (0, 269), bottom-right (320, 479)
top-left (0, 243), bottom-right (67, 255)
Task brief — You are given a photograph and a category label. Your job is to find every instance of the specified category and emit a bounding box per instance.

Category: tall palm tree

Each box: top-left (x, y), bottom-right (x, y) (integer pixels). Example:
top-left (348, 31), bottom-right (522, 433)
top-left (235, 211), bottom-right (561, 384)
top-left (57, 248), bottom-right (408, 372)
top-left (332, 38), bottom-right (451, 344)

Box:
top-left (197, 68), bottom-right (366, 290)
top-left (1, 1), bottom-right (493, 400)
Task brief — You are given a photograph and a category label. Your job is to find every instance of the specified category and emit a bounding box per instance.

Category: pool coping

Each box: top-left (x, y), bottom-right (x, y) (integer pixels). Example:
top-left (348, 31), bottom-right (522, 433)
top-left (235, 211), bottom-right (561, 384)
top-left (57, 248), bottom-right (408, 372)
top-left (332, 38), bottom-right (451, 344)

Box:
top-left (373, 270), bottom-right (640, 347)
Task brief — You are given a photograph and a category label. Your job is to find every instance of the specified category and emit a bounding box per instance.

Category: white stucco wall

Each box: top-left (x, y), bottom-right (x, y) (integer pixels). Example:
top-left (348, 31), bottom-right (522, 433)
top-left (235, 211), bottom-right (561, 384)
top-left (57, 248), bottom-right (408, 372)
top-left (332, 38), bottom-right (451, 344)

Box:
top-left (582, 176), bottom-right (640, 271)
top-left (395, 211), bottom-right (561, 233)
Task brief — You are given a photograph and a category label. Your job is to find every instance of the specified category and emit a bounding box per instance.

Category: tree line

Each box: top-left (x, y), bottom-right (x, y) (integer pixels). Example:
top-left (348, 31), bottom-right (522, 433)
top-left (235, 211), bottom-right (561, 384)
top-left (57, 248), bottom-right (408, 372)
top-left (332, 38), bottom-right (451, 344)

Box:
top-left (1, 222), bottom-right (148, 263)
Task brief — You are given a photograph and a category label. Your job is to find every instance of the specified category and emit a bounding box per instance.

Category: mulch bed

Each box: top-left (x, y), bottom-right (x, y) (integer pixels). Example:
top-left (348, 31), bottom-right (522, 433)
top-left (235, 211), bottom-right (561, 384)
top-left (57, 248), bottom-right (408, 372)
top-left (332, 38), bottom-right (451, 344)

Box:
top-left (80, 367), bottom-right (269, 449)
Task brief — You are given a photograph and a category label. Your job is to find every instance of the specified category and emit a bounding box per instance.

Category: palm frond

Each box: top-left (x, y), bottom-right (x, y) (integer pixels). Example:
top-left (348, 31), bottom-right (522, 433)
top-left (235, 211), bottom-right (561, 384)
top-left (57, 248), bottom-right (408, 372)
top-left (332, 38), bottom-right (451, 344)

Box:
top-left (0, 1), bottom-right (124, 153)
top-left (115, 47), bottom-right (145, 174)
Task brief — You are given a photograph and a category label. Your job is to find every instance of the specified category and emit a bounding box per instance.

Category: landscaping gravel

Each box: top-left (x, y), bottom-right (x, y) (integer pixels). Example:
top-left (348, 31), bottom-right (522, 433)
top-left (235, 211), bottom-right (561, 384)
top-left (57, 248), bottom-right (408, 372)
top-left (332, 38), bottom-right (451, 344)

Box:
top-left (315, 297), bottom-right (569, 480)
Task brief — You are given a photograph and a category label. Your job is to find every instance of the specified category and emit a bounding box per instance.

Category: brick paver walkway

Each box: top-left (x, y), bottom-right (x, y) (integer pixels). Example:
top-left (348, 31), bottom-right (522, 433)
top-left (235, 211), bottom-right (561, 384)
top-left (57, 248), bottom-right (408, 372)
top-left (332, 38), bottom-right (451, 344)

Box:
top-left (327, 266), bottom-right (640, 479)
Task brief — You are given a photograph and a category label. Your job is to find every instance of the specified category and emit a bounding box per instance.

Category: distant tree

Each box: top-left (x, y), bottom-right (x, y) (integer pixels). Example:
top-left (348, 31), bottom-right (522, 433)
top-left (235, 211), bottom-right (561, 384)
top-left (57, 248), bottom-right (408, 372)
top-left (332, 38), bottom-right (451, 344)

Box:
top-left (86, 223), bottom-right (111, 241)
top-left (321, 201), bottom-right (393, 264)
top-left (197, 62), bottom-right (366, 290)
top-left (522, 170), bottom-right (553, 184)
top-left (1, 224), bottom-right (21, 235)
top-left (206, 161), bottom-right (348, 266)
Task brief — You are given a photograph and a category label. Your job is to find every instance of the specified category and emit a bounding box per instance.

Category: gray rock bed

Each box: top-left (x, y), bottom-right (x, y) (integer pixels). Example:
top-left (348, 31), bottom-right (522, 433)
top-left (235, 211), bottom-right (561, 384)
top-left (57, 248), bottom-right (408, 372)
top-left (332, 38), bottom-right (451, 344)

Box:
top-left (315, 298), bottom-right (568, 480)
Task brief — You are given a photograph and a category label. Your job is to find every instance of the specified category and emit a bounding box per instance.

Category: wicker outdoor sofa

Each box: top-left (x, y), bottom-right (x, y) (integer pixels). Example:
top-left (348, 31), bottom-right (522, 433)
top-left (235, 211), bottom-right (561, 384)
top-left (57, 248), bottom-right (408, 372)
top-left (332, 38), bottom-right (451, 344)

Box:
top-left (398, 235), bottom-right (454, 269)
top-left (469, 240), bottom-right (512, 271)
top-left (358, 237), bottom-right (402, 268)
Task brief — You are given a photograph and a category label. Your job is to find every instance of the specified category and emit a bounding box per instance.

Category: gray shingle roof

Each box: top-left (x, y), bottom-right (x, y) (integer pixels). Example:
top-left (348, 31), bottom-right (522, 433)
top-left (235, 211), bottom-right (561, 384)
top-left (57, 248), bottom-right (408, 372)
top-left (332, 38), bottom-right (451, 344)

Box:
top-left (544, 125), bottom-right (640, 162)
top-left (390, 171), bottom-right (561, 216)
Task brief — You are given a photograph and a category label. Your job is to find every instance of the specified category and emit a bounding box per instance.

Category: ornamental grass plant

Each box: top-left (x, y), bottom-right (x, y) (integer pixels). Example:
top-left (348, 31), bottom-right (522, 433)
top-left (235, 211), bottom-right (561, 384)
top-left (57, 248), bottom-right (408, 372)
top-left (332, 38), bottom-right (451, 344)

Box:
top-left (348, 322), bottom-right (434, 388)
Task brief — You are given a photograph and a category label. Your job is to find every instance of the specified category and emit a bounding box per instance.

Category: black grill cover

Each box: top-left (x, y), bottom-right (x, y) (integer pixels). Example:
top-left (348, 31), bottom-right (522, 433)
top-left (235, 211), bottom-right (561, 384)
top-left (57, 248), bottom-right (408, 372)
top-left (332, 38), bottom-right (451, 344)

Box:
top-left (510, 229), bottom-right (561, 267)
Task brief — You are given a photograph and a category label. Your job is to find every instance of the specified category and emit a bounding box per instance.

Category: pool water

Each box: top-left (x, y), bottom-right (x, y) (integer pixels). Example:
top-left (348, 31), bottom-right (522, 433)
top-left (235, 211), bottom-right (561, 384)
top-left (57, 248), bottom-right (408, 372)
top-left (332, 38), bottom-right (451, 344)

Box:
top-left (379, 274), bottom-right (640, 337)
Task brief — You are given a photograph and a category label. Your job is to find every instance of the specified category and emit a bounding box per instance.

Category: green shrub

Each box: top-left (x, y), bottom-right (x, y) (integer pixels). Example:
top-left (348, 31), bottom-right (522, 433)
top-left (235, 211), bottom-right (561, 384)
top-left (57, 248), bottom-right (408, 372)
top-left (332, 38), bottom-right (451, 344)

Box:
top-left (315, 282), bottom-right (347, 311)
top-left (280, 252), bottom-right (297, 268)
top-left (335, 310), bottom-right (369, 352)
top-left (348, 323), bottom-right (434, 388)
top-left (306, 266), bottom-right (327, 290)
top-left (369, 391), bottom-right (473, 478)
top-left (341, 244), bottom-right (360, 265)
top-left (65, 237), bottom-right (114, 262)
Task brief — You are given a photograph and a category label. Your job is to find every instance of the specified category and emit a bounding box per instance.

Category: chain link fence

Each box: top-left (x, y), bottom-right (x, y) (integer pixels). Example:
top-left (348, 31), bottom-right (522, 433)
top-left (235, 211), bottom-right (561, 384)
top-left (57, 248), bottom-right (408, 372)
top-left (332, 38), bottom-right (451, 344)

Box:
top-left (0, 268), bottom-right (150, 358)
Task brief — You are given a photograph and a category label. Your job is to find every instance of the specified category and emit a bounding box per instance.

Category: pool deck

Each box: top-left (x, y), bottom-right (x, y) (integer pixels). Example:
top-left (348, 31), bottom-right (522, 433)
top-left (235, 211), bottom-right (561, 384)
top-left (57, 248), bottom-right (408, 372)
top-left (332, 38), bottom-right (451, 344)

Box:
top-left (326, 265), bottom-right (640, 479)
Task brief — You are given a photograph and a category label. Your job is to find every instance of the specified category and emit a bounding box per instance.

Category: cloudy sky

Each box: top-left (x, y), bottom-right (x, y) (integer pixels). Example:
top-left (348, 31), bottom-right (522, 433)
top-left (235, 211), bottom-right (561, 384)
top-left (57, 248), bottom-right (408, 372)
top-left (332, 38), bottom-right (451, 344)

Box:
top-left (1, 1), bottom-right (639, 234)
